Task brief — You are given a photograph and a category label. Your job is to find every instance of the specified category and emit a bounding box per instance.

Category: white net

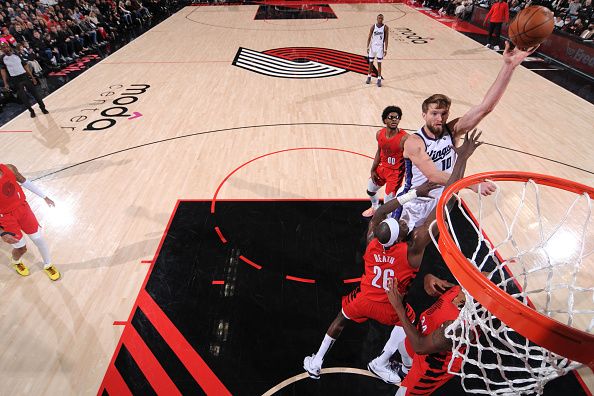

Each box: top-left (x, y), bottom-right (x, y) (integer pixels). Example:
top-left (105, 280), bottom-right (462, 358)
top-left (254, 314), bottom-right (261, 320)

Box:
top-left (433, 177), bottom-right (594, 396)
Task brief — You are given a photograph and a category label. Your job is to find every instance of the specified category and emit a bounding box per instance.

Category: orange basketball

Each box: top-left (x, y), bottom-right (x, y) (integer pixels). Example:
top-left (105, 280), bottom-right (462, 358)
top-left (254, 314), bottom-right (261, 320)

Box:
top-left (507, 6), bottom-right (554, 49)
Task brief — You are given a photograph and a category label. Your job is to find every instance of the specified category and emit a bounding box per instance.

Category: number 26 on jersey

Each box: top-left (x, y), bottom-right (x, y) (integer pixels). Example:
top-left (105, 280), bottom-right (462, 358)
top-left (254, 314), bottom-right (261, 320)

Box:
top-left (371, 266), bottom-right (395, 290)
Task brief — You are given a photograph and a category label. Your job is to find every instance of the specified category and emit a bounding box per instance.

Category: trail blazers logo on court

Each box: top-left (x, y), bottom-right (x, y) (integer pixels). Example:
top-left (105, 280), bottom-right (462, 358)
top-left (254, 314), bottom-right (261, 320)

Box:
top-left (62, 84), bottom-right (150, 132)
top-left (232, 47), bottom-right (377, 79)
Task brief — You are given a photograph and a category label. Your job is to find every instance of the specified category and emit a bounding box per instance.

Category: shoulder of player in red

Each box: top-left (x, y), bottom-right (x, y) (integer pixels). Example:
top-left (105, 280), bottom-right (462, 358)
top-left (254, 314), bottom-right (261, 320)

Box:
top-left (419, 285), bottom-right (462, 335)
top-left (0, 164), bottom-right (15, 180)
top-left (375, 127), bottom-right (385, 141)
top-left (0, 163), bottom-right (27, 213)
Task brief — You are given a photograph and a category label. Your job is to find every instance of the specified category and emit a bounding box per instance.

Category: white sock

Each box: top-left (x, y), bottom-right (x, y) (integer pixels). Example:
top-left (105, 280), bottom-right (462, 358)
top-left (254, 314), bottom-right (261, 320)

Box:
top-left (11, 256), bottom-right (23, 265)
top-left (378, 76), bottom-right (382, 79)
top-left (313, 334), bottom-right (335, 366)
top-left (367, 74), bottom-right (371, 77)
top-left (376, 326), bottom-right (406, 366)
top-left (370, 194), bottom-right (380, 208)
top-left (29, 233), bottom-right (52, 268)
top-left (398, 339), bottom-right (413, 371)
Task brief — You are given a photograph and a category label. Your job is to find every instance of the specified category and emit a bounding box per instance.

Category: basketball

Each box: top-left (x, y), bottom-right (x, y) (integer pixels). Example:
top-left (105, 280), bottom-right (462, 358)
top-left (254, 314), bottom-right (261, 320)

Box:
top-left (507, 6), bottom-right (554, 49)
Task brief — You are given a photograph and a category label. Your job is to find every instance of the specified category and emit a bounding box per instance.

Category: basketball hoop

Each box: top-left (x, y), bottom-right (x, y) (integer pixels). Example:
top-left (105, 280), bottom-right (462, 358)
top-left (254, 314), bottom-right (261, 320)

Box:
top-left (433, 171), bottom-right (594, 395)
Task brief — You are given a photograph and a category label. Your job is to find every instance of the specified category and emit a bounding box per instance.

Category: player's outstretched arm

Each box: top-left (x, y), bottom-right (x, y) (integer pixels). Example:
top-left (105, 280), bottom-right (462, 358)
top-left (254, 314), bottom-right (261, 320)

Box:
top-left (407, 130), bottom-right (483, 268)
top-left (404, 135), bottom-right (451, 185)
top-left (451, 42), bottom-right (537, 136)
top-left (6, 164), bottom-right (55, 207)
top-left (386, 278), bottom-right (452, 355)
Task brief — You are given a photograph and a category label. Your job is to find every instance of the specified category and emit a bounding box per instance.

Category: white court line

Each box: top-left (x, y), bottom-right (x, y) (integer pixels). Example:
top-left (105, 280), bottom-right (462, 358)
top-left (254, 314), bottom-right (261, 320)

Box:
top-left (261, 367), bottom-right (393, 395)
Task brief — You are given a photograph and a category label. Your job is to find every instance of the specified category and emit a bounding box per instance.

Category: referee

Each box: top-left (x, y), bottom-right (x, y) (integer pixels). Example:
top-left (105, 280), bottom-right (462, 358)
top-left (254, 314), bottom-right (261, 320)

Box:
top-left (1, 43), bottom-right (48, 118)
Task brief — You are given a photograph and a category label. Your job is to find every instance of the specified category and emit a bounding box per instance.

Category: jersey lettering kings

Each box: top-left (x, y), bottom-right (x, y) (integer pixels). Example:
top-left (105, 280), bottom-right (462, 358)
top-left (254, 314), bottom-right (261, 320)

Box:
top-left (429, 144), bottom-right (453, 162)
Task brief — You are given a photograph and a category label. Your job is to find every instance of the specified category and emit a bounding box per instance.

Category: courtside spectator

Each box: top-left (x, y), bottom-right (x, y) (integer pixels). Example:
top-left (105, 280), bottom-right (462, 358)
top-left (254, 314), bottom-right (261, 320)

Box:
top-left (484, 0), bottom-right (509, 50)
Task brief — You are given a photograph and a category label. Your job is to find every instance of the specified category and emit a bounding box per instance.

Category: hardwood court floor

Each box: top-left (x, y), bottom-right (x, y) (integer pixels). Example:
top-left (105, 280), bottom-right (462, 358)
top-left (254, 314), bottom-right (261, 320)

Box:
top-left (0, 2), bottom-right (592, 395)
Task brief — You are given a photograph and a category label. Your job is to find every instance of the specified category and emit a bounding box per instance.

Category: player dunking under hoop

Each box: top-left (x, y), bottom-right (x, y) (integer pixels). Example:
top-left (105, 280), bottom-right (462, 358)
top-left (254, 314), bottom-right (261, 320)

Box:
top-left (0, 164), bottom-right (60, 280)
top-left (393, 43), bottom-right (536, 232)
top-left (366, 14), bottom-right (388, 87)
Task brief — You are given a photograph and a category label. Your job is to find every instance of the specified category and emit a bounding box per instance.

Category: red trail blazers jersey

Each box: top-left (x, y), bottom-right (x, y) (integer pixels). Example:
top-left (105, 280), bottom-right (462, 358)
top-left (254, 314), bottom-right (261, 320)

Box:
top-left (360, 238), bottom-right (418, 302)
top-left (0, 164), bottom-right (26, 214)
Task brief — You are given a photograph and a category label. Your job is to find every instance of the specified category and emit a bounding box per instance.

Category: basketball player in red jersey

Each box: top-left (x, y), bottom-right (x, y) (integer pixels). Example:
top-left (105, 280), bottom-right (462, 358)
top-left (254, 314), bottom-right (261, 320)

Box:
top-left (386, 276), bottom-right (465, 396)
top-left (0, 164), bottom-right (60, 280)
top-left (303, 131), bottom-right (482, 384)
top-left (362, 106), bottom-right (408, 218)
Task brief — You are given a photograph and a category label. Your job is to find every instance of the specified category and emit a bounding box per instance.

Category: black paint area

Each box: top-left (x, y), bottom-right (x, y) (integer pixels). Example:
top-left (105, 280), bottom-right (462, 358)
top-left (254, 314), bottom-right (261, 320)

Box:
top-left (254, 5), bottom-right (337, 20)
top-left (113, 200), bottom-right (587, 395)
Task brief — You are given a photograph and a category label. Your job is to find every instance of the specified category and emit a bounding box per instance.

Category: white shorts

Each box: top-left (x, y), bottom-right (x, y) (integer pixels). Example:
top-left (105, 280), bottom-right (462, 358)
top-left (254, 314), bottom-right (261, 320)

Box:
top-left (392, 187), bottom-right (443, 232)
top-left (368, 46), bottom-right (384, 62)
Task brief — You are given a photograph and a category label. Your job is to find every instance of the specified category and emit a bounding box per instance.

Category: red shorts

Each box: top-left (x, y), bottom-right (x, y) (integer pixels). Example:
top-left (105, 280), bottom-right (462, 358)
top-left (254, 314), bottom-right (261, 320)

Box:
top-left (375, 165), bottom-right (402, 196)
top-left (0, 202), bottom-right (39, 241)
top-left (399, 351), bottom-right (461, 395)
top-left (341, 286), bottom-right (415, 326)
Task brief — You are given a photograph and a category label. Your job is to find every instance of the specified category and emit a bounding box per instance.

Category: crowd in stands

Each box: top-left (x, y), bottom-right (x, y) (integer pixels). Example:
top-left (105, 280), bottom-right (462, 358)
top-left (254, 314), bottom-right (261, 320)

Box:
top-left (421, 0), bottom-right (594, 40)
top-left (0, 0), bottom-right (177, 78)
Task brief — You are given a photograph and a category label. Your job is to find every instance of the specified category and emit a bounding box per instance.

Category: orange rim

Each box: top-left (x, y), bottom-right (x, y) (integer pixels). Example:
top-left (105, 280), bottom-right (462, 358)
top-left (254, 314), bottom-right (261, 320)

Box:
top-left (436, 171), bottom-right (594, 368)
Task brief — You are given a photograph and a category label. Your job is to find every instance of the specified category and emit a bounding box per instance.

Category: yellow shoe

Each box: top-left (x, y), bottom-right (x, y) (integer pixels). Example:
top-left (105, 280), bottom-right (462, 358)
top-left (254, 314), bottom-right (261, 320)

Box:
top-left (12, 262), bottom-right (30, 276)
top-left (43, 265), bottom-right (61, 281)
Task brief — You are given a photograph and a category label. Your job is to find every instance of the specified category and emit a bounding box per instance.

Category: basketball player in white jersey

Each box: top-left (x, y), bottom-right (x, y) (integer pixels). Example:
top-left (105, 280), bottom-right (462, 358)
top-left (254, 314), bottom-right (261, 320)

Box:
top-left (366, 14), bottom-right (388, 87)
top-left (393, 42), bottom-right (537, 230)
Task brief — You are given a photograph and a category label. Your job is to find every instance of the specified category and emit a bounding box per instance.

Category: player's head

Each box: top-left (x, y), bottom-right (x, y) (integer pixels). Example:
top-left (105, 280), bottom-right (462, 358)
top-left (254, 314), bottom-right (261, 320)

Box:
top-left (377, 14), bottom-right (384, 24)
top-left (382, 106), bottom-right (402, 129)
top-left (422, 94), bottom-right (451, 136)
top-left (375, 217), bottom-right (408, 247)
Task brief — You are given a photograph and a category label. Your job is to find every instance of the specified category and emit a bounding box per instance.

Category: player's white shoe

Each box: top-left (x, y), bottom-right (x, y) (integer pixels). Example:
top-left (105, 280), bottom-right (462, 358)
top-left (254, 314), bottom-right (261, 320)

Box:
top-left (484, 44), bottom-right (491, 48)
top-left (368, 357), bottom-right (402, 384)
top-left (494, 45), bottom-right (500, 51)
top-left (303, 354), bottom-right (322, 379)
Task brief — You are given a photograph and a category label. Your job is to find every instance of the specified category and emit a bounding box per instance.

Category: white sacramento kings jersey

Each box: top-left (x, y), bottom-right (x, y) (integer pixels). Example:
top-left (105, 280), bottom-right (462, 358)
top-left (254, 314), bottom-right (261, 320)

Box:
top-left (371, 24), bottom-right (385, 48)
top-left (392, 125), bottom-right (457, 230)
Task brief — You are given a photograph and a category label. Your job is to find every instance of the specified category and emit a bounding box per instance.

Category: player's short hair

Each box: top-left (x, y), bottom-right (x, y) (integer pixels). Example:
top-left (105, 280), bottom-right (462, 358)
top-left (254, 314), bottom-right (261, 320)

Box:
top-left (382, 106), bottom-right (402, 122)
top-left (422, 94), bottom-right (451, 113)
top-left (378, 13), bottom-right (383, 17)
